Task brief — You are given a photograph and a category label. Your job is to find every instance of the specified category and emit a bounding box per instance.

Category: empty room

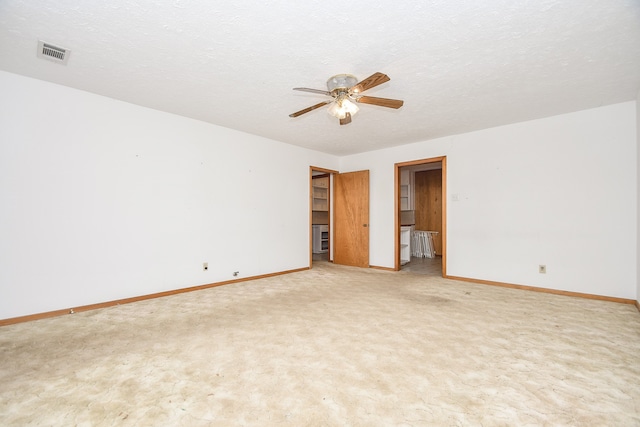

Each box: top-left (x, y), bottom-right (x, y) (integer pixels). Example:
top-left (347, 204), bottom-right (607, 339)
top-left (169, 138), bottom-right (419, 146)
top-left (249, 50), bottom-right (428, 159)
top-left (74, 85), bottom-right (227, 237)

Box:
top-left (1, 1), bottom-right (640, 425)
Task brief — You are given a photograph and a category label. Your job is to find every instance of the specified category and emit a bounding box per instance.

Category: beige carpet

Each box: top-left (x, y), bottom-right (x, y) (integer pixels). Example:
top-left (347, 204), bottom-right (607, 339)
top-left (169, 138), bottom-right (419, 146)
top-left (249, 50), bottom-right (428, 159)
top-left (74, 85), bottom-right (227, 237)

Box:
top-left (1, 262), bottom-right (640, 426)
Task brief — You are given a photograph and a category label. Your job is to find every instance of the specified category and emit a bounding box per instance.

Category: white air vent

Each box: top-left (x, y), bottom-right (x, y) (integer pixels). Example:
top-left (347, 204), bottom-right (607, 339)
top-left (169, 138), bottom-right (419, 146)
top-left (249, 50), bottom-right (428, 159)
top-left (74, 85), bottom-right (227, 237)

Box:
top-left (37, 40), bottom-right (70, 65)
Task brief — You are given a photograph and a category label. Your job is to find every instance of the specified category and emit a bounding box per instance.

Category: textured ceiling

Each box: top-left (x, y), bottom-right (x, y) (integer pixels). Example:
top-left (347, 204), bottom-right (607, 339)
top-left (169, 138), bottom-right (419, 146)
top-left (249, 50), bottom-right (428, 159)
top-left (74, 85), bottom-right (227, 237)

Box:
top-left (1, 0), bottom-right (639, 155)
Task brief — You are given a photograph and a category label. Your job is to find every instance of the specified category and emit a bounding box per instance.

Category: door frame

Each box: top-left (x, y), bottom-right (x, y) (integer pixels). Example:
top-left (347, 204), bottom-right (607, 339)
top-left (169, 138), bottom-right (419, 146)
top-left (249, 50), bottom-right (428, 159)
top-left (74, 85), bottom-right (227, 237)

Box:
top-left (310, 166), bottom-right (338, 268)
top-left (394, 156), bottom-right (447, 274)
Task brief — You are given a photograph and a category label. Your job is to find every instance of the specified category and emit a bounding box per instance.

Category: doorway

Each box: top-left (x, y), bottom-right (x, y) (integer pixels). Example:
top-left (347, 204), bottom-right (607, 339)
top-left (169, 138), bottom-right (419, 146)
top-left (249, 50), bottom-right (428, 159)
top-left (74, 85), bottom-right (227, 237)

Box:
top-left (310, 167), bottom-right (370, 269)
top-left (310, 167), bottom-right (336, 267)
top-left (395, 157), bottom-right (446, 276)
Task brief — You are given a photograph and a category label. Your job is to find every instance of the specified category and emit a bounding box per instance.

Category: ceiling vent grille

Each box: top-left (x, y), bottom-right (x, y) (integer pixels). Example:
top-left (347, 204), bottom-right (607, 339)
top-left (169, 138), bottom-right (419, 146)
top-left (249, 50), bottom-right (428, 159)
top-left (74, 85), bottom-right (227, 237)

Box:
top-left (37, 40), bottom-right (70, 65)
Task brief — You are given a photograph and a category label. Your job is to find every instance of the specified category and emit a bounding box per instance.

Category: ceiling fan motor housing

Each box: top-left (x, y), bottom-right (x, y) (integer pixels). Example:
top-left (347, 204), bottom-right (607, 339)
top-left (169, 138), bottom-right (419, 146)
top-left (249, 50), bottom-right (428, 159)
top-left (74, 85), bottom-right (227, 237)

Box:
top-left (327, 74), bottom-right (358, 92)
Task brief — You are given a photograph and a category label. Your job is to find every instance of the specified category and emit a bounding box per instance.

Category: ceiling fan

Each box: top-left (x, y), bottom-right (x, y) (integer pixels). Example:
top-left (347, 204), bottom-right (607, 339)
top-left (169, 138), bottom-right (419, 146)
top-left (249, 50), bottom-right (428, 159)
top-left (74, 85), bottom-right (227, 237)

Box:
top-left (289, 72), bottom-right (404, 125)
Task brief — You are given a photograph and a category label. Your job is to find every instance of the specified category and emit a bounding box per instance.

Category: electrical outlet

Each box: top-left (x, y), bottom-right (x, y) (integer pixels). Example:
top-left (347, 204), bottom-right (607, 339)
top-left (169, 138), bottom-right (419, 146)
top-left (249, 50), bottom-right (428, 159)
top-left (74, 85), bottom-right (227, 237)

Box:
top-left (203, 262), bottom-right (208, 271)
top-left (233, 271), bottom-right (239, 277)
top-left (539, 265), bottom-right (546, 274)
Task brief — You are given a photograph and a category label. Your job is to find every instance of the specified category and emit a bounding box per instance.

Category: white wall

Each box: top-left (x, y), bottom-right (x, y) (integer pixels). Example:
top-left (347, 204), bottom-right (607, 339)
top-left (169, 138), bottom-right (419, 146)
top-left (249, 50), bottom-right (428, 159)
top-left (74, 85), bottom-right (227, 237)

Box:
top-left (0, 71), bottom-right (339, 320)
top-left (637, 90), bottom-right (640, 305)
top-left (2, 70), bottom-right (637, 320)
top-left (341, 102), bottom-right (638, 299)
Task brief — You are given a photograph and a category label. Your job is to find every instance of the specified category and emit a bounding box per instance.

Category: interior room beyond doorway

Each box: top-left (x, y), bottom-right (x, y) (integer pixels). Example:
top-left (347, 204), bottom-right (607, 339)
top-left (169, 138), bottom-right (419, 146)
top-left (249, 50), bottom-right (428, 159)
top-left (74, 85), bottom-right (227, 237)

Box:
top-left (311, 168), bottom-right (333, 266)
top-left (398, 160), bottom-right (444, 275)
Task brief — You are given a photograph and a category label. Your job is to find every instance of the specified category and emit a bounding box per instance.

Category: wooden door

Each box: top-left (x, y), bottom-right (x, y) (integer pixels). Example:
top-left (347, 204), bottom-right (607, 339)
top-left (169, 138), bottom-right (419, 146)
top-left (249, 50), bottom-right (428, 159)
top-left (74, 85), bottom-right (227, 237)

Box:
top-left (414, 169), bottom-right (443, 255)
top-left (334, 170), bottom-right (369, 267)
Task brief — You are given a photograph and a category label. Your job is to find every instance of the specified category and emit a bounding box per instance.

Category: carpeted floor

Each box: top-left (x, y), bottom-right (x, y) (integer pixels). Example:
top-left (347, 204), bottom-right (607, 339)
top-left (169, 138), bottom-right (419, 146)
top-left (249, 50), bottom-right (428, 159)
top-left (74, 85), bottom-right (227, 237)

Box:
top-left (1, 262), bottom-right (640, 426)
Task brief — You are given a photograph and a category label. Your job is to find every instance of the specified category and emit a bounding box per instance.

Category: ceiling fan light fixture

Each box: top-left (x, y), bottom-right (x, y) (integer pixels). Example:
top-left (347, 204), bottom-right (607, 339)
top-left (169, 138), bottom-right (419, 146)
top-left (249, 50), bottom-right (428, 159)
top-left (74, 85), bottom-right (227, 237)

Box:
top-left (290, 72), bottom-right (402, 125)
top-left (328, 96), bottom-right (359, 119)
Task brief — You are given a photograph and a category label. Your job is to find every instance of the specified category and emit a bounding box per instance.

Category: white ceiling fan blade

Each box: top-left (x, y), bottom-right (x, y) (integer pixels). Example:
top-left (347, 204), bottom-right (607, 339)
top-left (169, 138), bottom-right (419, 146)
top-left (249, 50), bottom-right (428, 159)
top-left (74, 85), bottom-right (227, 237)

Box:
top-left (293, 87), bottom-right (332, 96)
